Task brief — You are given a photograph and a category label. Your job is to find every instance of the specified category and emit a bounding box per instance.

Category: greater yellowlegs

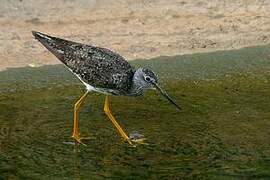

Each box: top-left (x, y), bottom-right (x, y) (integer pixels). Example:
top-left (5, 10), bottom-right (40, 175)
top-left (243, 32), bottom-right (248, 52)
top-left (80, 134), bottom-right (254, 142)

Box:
top-left (32, 31), bottom-right (181, 145)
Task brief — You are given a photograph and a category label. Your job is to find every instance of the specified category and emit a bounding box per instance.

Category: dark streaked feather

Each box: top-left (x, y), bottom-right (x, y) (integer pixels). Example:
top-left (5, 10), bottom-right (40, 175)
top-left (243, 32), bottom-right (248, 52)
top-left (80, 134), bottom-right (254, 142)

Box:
top-left (32, 31), bottom-right (135, 94)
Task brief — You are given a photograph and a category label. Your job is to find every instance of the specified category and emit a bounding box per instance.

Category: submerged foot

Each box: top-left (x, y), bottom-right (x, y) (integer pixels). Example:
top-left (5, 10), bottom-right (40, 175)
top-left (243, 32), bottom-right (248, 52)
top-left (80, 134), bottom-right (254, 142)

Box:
top-left (131, 137), bottom-right (148, 145)
top-left (71, 134), bottom-right (92, 146)
top-left (129, 131), bottom-right (148, 146)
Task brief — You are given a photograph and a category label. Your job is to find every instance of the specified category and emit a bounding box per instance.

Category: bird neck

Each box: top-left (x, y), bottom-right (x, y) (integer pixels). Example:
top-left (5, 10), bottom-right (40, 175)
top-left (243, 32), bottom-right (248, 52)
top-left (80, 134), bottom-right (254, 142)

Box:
top-left (128, 68), bottom-right (144, 96)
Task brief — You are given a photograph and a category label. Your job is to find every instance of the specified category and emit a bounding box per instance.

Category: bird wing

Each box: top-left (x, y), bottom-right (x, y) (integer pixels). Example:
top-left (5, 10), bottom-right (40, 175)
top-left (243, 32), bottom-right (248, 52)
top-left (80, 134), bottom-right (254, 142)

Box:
top-left (32, 31), bottom-right (134, 94)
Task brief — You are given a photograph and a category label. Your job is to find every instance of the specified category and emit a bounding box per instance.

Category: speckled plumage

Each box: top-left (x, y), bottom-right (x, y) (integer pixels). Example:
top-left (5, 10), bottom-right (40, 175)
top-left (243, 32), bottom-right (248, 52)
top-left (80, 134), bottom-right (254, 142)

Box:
top-left (33, 31), bottom-right (181, 110)
top-left (32, 31), bottom-right (135, 95)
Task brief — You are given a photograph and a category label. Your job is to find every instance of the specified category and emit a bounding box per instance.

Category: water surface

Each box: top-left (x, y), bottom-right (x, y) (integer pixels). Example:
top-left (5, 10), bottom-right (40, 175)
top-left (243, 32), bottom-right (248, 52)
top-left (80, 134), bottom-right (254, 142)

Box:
top-left (1, 45), bottom-right (270, 179)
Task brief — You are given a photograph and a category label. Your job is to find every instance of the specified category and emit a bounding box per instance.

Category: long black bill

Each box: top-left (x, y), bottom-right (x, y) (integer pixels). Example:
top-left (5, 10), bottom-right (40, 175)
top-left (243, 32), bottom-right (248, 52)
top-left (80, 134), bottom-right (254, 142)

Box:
top-left (153, 82), bottom-right (181, 110)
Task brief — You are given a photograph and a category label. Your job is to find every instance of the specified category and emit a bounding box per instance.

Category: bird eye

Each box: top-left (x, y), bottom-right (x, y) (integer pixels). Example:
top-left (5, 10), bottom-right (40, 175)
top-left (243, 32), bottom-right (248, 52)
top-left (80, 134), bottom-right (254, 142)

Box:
top-left (145, 76), bottom-right (151, 82)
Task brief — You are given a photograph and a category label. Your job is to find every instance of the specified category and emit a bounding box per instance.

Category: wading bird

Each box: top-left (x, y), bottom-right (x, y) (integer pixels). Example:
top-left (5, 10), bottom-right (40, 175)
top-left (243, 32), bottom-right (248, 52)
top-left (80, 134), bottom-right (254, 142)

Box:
top-left (32, 31), bottom-right (181, 146)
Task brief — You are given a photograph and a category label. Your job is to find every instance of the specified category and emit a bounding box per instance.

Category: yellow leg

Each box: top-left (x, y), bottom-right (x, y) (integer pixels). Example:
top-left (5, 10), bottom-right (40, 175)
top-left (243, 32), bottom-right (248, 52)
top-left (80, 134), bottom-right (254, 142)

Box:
top-left (103, 95), bottom-right (133, 145)
top-left (71, 91), bottom-right (90, 145)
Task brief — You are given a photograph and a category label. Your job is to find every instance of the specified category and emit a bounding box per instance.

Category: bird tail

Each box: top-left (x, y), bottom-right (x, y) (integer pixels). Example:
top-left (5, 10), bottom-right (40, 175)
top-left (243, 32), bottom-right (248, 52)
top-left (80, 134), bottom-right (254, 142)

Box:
top-left (32, 31), bottom-right (71, 62)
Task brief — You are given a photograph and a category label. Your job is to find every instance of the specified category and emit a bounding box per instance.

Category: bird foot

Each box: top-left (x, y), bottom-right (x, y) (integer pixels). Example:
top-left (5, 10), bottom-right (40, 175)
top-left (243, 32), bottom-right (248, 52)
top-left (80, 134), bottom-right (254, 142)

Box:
top-left (128, 131), bottom-right (148, 146)
top-left (71, 134), bottom-right (92, 146)
top-left (131, 138), bottom-right (148, 146)
top-left (124, 138), bottom-right (147, 147)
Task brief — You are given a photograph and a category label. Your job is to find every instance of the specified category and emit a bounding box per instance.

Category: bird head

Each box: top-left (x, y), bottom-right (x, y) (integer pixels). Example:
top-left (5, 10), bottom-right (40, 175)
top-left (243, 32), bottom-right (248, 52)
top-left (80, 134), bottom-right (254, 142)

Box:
top-left (134, 67), bottom-right (181, 110)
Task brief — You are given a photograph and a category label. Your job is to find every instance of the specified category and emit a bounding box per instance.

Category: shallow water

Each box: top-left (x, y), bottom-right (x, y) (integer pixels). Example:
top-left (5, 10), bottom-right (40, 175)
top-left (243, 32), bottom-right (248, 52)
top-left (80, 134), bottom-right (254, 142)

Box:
top-left (1, 45), bottom-right (270, 179)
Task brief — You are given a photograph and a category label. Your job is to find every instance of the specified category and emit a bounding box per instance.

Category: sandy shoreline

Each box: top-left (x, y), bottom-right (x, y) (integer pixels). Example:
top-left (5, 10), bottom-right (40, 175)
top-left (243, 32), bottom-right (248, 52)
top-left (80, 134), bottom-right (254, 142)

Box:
top-left (1, 0), bottom-right (270, 71)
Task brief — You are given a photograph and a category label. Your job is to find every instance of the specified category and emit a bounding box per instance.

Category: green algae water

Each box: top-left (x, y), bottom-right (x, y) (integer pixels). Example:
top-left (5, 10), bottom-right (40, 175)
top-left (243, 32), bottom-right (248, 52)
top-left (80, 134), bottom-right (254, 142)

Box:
top-left (1, 45), bottom-right (270, 179)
